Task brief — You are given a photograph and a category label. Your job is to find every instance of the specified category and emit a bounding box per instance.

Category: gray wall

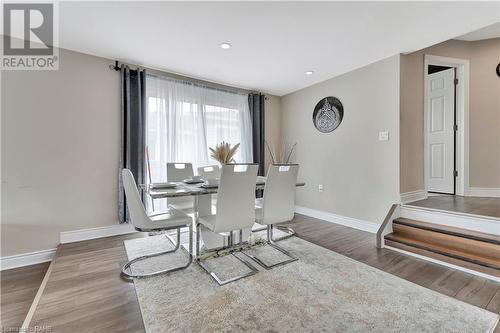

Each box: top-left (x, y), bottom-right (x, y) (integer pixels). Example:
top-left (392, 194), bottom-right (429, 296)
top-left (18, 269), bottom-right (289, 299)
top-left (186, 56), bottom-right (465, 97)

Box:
top-left (1, 48), bottom-right (121, 256)
top-left (281, 55), bottom-right (400, 224)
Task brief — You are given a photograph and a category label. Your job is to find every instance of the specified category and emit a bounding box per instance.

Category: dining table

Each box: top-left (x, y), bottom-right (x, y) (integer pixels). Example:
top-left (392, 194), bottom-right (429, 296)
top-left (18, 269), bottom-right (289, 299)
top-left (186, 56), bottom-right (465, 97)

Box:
top-left (141, 176), bottom-right (305, 250)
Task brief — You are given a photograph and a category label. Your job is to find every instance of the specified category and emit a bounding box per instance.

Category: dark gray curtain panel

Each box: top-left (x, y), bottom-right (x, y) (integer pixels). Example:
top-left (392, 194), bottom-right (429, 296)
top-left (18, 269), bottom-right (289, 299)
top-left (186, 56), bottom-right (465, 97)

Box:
top-left (248, 93), bottom-right (265, 176)
top-left (119, 65), bottom-right (146, 223)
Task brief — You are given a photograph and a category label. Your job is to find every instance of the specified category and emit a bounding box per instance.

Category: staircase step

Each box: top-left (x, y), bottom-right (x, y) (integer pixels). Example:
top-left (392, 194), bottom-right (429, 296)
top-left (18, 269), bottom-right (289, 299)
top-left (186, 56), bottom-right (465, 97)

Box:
top-left (385, 232), bottom-right (500, 270)
top-left (400, 205), bottom-right (499, 235)
top-left (384, 238), bottom-right (500, 279)
top-left (392, 223), bottom-right (499, 262)
top-left (393, 217), bottom-right (500, 245)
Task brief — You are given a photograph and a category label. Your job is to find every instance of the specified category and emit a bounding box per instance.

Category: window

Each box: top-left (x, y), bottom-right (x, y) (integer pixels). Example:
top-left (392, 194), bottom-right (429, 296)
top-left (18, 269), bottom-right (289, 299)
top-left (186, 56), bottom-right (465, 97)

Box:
top-left (145, 74), bottom-right (253, 185)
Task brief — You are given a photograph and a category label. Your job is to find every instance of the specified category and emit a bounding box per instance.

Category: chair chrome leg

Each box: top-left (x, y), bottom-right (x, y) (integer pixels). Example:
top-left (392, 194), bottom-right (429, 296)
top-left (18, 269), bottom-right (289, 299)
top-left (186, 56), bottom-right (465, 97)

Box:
top-left (241, 225), bottom-right (298, 269)
top-left (121, 226), bottom-right (192, 281)
top-left (196, 228), bottom-right (259, 286)
top-left (164, 228), bottom-right (182, 252)
top-left (272, 225), bottom-right (296, 241)
top-left (251, 224), bottom-right (267, 232)
top-left (252, 222), bottom-right (296, 242)
top-left (197, 251), bottom-right (258, 286)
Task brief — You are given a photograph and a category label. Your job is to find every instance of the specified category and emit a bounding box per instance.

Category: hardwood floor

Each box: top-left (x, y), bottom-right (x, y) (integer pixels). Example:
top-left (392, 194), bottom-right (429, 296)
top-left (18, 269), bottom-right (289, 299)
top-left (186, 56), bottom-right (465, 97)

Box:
top-left (407, 195), bottom-right (500, 219)
top-left (15, 214), bottom-right (500, 332)
top-left (1, 262), bottom-right (49, 330)
top-left (29, 233), bottom-right (147, 333)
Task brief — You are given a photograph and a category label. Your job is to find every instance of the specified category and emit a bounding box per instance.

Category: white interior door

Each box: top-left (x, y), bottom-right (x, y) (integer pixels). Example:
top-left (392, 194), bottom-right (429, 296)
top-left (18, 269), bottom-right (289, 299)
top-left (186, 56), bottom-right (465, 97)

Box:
top-left (426, 68), bottom-right (455, 194)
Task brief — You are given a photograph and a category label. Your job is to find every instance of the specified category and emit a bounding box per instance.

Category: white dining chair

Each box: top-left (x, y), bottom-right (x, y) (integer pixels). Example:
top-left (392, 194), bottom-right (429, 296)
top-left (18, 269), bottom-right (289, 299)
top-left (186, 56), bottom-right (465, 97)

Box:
top-left (121, 169), bottom-right (192, 280)
top-left (167, 162), bottom-right (194, 181)
top-left (196, 163), bottom-right (259, 285)
top-left (197, 165), bottom-right (221, 180)
top-left (197, 165), bottom-right (220, 207)
top-left (243, 164), bottom-right (299, 269)
top-left (166, 163), bottom-right (195, 213)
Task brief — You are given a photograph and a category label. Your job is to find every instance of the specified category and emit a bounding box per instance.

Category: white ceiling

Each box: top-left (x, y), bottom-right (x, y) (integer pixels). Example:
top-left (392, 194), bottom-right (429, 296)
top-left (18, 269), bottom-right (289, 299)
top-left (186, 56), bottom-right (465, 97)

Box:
top-left (455, 22), bottom-right (500, 41)
top-left (57, 2), bottom-right (499, 96)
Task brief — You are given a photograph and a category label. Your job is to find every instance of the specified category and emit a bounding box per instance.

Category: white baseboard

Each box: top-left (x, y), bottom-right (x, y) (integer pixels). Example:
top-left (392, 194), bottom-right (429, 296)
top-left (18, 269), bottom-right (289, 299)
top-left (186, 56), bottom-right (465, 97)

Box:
top-left (400, 190), bottom-right (427, 204)
top-left (385, 245), bottom-right (500, 283)
top-left (467, 187), bottom-right (500, 198)
top-left (60, 223), bottom-right (136, 244)
top-left (1, 224), bottom-right (137, 271)
top-left (295, 206), bottom-right (379, 233)
top-left (0, 248), bottom-right (57, 271)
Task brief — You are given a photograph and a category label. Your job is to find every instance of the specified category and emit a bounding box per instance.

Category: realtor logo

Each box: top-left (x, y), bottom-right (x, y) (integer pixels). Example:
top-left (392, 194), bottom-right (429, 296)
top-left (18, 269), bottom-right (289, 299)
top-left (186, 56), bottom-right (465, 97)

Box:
top-left (1, 2), bottom-right (59, 70)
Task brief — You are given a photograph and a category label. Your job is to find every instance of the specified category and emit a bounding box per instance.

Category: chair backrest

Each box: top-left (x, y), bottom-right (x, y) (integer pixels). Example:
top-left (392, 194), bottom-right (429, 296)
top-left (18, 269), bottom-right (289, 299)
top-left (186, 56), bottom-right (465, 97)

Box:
top-left (122, 169), bottom-right (149, 229)
top-left (261, 164), bottom-right (299, 225)
top-left (213, 164), bottom-right (258, 233)
top-left (197, 165), bottom-right (221, 179)
top-left (167, 163), bottom-right (194, 182)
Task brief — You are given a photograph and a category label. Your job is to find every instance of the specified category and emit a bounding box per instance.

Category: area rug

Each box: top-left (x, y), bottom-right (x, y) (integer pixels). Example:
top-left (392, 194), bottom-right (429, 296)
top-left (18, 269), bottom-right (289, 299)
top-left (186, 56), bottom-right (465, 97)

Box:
top-left (124, 233), bottom-right (499, 333)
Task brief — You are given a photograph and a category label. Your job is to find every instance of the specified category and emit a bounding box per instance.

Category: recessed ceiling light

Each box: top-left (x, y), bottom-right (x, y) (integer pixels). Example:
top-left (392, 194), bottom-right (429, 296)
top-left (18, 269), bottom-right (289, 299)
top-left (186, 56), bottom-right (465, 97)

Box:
top-left (305, 70), bottom-right (314, 75)
top-left (220, 42), bottom-right (232, 49)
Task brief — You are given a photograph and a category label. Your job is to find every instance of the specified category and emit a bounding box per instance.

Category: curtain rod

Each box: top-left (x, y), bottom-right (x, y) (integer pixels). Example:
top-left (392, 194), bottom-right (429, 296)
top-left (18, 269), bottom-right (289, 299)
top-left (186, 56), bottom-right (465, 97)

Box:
top-left (109, 60), bottom-right (265, 98)
top-left (109, 60), bottom-right (120, 71)
top-left (148, 72), bottom-right (249, 97)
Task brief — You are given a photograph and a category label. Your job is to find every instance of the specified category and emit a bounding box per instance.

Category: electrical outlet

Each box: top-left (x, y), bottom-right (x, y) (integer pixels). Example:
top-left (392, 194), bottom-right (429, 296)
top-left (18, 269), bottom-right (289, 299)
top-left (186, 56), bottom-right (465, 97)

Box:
top-left (318, 184), bottom-right (324, 193)
top-left (378, 131), bottom-right (389, 141)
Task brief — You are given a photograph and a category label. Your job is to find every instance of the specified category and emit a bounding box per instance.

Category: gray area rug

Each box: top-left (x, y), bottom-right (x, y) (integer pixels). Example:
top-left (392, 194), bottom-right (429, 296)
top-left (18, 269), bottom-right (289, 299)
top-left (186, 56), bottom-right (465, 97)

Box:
top-left (124, 233), bottom-right (499, 333)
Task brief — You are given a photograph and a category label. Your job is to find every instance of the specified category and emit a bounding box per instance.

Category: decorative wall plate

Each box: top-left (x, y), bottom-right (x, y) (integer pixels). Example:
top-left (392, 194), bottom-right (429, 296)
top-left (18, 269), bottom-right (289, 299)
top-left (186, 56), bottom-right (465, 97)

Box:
top-left (312, 97), bottom-right (343, 133)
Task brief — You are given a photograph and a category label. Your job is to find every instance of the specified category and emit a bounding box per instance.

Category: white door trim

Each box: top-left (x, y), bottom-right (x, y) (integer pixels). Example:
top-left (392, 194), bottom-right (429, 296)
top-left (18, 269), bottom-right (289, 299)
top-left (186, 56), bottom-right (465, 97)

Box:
top-left (424, 54), bottom-right (469, 196)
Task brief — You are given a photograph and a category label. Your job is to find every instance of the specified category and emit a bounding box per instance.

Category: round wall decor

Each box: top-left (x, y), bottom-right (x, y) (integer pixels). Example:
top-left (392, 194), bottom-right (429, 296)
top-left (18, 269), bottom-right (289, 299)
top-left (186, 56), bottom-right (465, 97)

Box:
top-left (496, 63), bottom-right (500, 77)
top-left (312, 96), bottom-right (344, 133)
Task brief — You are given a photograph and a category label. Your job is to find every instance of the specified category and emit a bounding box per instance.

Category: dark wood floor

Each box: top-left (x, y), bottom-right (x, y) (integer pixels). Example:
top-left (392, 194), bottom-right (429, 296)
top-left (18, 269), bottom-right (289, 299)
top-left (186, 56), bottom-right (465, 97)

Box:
top-left (1, 262), bottom-right (50, 330)
top-left (4, 214), bottom-right (499, 332)
top-left (408, 195), bottom-right (500, 219)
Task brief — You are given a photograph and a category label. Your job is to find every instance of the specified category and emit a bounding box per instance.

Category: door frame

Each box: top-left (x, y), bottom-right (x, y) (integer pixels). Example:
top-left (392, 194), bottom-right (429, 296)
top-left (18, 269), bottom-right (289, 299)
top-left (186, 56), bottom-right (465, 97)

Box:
top-left (423, 54), bottom-right (469, 196)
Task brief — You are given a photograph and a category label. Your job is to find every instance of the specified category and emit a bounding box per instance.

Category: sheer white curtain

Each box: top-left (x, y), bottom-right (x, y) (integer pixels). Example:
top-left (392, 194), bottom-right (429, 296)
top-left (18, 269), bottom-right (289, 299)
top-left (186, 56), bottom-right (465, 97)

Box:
top-left (146, 74), bottom-right (253, 186)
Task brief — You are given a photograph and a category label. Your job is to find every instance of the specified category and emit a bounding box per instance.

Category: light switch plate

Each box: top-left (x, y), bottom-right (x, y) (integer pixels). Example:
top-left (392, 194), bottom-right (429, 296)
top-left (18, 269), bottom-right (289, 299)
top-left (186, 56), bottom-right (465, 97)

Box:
top-left (378, 131), bottom-right (389, 141)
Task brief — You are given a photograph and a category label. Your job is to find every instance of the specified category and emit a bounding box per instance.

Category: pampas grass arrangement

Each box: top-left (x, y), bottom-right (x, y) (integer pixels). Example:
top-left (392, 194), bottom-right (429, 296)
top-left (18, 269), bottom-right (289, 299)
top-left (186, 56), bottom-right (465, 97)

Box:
top-left (209, 141), bottom-right (240, 164)
top-left (265, 141), bottom-right (297, 164)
